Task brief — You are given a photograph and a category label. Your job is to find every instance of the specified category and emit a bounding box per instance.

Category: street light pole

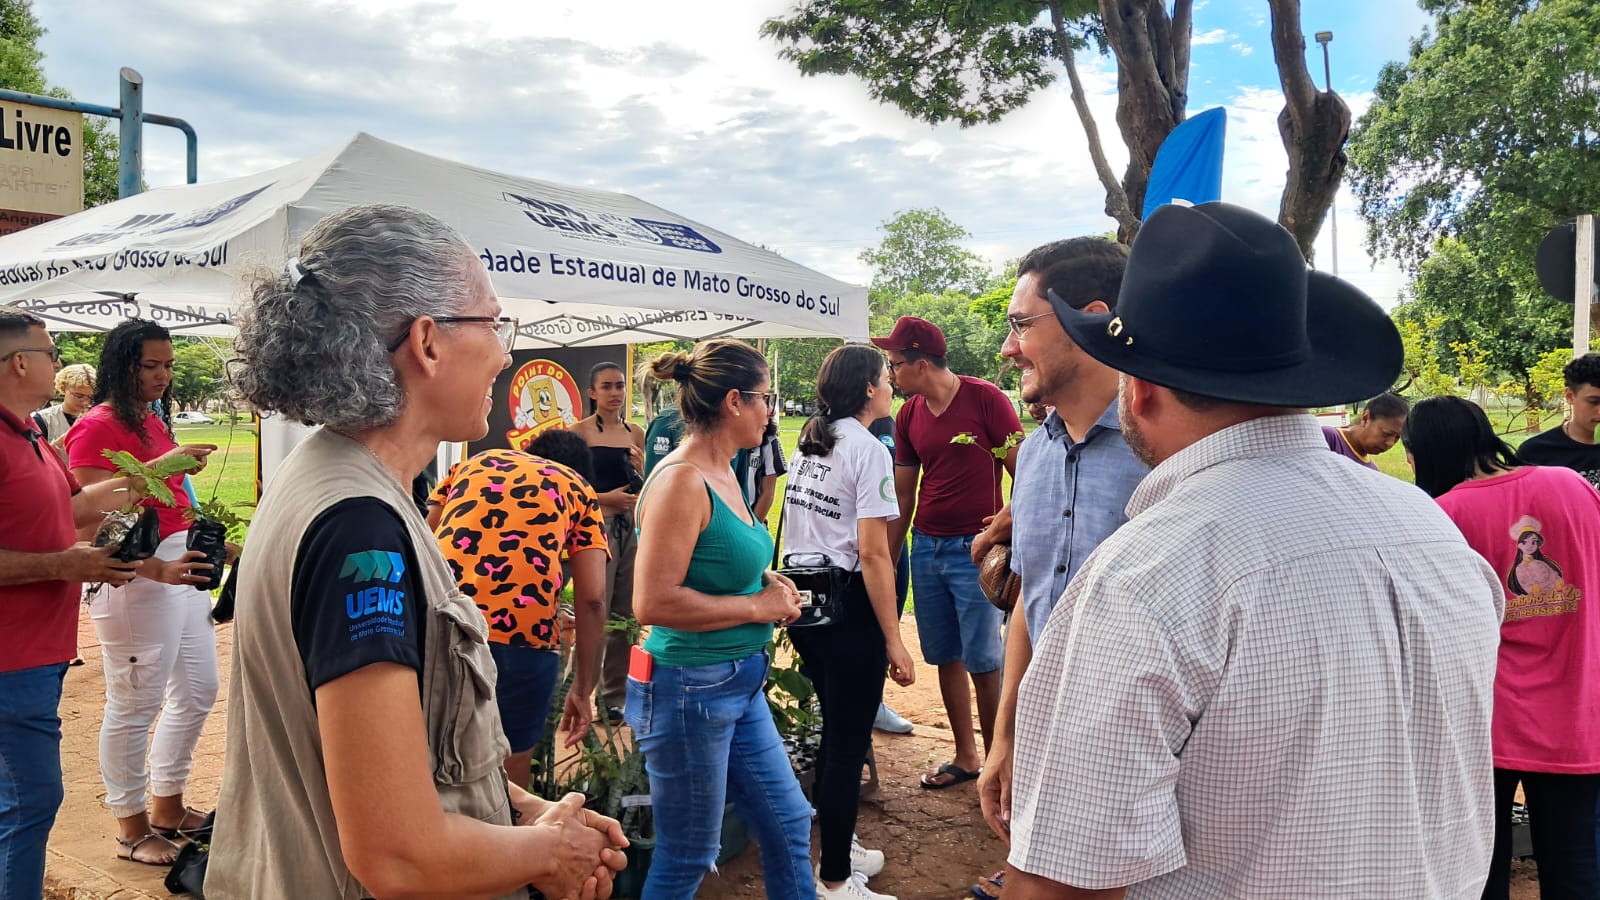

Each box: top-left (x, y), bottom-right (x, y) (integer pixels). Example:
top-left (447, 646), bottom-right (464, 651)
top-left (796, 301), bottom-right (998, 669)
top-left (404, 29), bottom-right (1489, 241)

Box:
top-left (1314, 31), bottom-right (1337, 276)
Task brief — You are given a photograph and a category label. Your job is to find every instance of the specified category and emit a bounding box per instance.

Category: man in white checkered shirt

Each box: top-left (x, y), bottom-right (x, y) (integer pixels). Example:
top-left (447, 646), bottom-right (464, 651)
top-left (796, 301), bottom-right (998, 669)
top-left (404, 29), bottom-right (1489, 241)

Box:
top-left (1003, 203), bottom-right (1505, 899)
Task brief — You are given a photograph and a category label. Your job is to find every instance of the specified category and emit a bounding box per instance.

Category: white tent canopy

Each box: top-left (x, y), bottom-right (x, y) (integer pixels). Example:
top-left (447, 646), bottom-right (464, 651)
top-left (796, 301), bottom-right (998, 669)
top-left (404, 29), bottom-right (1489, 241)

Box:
top-left (0, 133), bottom-right (865, 346)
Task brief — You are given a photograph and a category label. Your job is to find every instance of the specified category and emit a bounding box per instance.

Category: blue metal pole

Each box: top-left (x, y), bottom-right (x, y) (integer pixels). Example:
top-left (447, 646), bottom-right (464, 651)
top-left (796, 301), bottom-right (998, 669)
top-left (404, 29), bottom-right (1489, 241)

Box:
top-left (0, 90), bottom-right (119, 121)
top-left (144, 113), bottom-right (198, 184)
top-left (117, 67), bottom-right (144, 198)
top-left (0, 86), bottom-right (199, 186)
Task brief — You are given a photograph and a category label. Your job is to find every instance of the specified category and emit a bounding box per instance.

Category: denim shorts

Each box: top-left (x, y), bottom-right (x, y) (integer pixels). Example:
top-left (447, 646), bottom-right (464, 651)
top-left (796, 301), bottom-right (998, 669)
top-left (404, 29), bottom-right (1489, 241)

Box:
top-left (909, 529), bottom-right (1004, 672)
top-left (488, 643), bottom-right (562, 753)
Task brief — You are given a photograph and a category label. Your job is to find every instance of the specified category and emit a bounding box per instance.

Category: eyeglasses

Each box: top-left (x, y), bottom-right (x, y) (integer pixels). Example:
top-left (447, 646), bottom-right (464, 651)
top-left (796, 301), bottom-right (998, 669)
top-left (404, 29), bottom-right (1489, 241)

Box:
top-left (1, 346), bottom-right (62, 363)
top-left (387, 316), bottom-right (519, 353)
top-left (1006, 311), bottom-right (1053, 337)
top-left (740, 390), bottom-right (777, 409)
top-left (885, 360), bottom-right (909, 372)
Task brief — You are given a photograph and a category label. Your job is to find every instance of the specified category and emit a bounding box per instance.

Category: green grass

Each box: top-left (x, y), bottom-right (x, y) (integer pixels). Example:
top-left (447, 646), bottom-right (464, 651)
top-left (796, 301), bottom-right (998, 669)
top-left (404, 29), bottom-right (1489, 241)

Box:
top-left (172, 419), bottom-right (259, 525)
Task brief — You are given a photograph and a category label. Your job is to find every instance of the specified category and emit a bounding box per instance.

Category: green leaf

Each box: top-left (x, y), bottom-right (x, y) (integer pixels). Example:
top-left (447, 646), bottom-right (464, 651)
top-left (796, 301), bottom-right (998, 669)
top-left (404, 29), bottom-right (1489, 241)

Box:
top-left (151, 455), bottom-right (203, 479)
top-left (143, 479), bottom-right (177, 508)
top-left (99, 448), bottom-right (187, 508)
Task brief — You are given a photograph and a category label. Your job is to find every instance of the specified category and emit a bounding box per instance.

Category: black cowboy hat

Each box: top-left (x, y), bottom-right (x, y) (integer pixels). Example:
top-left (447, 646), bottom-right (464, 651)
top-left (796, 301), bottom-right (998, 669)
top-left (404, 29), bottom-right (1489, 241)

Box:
top-left (1049, 202), bottom-right (1401, 407)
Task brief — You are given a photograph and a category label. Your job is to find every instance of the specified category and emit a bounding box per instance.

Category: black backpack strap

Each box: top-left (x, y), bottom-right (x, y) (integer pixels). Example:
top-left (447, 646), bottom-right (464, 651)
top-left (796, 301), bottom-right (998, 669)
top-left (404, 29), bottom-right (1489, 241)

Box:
top-left (771, 482), bottom-right (786, 570)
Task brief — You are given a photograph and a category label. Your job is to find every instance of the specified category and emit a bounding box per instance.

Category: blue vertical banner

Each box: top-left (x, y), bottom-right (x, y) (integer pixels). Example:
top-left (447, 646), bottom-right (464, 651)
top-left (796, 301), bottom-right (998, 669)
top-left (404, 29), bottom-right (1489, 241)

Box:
top-left (1141, 107), bottom-right (1228, 219)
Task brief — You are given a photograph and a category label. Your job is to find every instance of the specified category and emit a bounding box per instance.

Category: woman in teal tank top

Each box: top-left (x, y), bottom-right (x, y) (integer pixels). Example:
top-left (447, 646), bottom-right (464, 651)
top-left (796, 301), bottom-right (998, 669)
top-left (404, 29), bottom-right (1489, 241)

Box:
top-left (630, 340), bottom-right (815, 900)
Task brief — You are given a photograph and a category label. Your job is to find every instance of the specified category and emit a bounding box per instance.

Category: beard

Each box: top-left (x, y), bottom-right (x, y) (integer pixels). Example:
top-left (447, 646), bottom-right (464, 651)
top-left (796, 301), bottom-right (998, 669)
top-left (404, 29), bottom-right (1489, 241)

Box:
top-left (1118, 377), bottom-right (1161, 468)
top-left (1019, 379), bottom-right (1041, 405)
top-left (1018, 361), bottom-right (1060, 407)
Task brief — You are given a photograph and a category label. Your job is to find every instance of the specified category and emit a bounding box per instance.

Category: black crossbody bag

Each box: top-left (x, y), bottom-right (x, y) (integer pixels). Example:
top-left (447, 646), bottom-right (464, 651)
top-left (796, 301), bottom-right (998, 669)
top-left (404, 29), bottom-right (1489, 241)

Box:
top-left (771, 488), bottom-right (849, 628)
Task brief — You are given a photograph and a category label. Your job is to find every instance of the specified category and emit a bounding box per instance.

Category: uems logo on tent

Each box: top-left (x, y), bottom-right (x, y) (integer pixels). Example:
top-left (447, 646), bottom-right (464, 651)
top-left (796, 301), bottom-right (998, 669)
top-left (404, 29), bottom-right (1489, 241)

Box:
top-left (501, 191), bottom-right (721, 254)
top-left (50, 184), bottom-right (274, 249)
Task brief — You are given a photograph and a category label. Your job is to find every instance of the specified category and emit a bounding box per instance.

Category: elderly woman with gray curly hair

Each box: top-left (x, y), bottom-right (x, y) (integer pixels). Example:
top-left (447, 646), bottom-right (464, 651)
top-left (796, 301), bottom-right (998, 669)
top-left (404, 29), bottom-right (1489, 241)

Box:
top-left (205, 204), bottom-right (627, 900)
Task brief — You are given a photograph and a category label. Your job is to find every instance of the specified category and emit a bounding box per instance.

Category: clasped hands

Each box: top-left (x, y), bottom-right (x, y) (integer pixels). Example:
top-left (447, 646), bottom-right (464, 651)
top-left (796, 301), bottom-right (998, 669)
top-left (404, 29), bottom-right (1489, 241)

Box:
top-left (515, 791), bottom-right (630, 900)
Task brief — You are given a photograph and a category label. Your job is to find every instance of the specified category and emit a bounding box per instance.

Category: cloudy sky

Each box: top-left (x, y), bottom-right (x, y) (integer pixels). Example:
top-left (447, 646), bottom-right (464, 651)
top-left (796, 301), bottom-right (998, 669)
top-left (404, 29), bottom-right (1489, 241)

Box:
top-left (34, 0), bottom-right (1431, 305)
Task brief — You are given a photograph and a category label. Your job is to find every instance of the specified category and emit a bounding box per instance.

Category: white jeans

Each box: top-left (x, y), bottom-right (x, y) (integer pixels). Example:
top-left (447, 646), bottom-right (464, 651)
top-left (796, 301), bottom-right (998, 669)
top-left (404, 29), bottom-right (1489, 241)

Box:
top-left (88, 530), bottom-right (219, 817)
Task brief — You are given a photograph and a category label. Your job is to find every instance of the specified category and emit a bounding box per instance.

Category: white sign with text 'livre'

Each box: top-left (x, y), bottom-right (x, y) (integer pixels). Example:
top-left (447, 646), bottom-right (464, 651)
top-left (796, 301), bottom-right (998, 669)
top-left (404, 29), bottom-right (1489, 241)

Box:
top-left (0, 101), bottom-right (84, 219)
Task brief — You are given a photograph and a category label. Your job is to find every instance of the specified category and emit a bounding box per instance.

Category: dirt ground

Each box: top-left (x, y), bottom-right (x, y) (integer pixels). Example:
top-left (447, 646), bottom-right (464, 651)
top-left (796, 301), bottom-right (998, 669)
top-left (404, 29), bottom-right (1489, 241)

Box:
top-left (47, 612), bottom-right (1542, 899)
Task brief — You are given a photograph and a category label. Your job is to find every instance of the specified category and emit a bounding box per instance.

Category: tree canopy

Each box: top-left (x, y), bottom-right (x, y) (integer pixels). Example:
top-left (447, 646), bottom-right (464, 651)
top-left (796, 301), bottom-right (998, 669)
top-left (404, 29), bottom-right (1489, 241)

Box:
top-left (1347, 0), bottom-right (1600, 276)
top-left (858, 207), bottom-right (990, 310)
top-left (764, 0), bottom-right (1345, 257)
top-left (1394, 237), bottom-right (1572, 421)
top-left (1347, 0), bottom-right (1600, 421)
top-left (0, 0), bottom-right (119, 206)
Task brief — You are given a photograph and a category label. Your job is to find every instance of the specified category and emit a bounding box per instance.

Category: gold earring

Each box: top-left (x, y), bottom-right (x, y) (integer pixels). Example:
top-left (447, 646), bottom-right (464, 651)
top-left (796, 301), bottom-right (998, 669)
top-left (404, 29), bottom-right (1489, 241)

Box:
top-left (734, 408), bottom-right (742, 416)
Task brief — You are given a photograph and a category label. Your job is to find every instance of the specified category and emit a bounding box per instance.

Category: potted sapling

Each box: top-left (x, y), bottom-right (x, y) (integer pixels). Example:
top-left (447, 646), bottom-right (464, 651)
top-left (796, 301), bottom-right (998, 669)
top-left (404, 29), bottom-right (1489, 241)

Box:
top-left (92, 449), bottom-right (203, 563)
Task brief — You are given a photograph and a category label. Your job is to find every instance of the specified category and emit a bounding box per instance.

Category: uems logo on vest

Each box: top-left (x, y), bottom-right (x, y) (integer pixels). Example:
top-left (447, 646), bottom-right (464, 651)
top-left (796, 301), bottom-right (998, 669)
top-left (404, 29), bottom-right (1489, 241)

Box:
top-left (341, 550), bottom-right (407, 622)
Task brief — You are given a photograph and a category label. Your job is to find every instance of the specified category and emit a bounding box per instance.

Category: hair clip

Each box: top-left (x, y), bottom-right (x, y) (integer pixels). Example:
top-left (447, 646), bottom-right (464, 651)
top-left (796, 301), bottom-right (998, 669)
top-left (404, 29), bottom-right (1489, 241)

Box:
top-left (287, 256), bottom-right (309, 288)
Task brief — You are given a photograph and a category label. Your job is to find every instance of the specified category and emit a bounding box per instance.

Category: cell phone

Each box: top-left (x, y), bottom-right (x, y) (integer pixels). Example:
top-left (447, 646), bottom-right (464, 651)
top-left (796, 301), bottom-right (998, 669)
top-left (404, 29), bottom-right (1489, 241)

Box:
top-left (628, 645), bottom-right (654, 682)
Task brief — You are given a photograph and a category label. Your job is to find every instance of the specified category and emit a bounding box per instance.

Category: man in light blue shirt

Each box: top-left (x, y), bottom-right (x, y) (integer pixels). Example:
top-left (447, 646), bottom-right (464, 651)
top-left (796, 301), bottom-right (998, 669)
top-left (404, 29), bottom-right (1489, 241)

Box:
top-left (968, 237), bottom-right (1146, 899)
top-left (1009, 402), bottom-right (1146, 642)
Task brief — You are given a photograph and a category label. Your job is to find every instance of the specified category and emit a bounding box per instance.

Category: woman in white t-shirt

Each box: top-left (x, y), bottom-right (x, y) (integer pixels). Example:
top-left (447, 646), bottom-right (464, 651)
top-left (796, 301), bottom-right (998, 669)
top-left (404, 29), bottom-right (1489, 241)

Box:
top-left (782, 344), bottom-right (916, 900)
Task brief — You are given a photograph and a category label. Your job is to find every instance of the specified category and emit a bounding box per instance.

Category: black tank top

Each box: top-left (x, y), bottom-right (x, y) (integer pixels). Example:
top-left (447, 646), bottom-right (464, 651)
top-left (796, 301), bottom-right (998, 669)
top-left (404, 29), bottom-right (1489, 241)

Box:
top-left (589, 445), bottom-right (635, 494)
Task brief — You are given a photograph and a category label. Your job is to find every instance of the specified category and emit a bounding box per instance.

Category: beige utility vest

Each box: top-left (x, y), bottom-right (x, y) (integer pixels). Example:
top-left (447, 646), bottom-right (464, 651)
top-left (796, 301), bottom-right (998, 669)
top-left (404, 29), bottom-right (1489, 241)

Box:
top-left (205, 428), bottom-right (524, 899)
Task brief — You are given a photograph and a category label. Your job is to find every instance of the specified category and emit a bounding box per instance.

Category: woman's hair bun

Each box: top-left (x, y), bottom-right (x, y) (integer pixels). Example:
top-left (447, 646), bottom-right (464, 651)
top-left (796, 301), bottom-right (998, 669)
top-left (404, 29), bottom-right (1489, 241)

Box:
top-left (649, 350), bottom-right (694, 384)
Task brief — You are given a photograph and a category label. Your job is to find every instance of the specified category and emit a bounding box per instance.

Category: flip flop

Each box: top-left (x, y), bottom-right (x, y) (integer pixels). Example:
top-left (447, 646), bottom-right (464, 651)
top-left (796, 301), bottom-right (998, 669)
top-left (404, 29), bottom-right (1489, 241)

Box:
top-left (972, 870), bottom-right (1005, 900)
top-left (920, 762), bottom-right (981, 790)
top-left (116, 832), bottom-right (180, 866)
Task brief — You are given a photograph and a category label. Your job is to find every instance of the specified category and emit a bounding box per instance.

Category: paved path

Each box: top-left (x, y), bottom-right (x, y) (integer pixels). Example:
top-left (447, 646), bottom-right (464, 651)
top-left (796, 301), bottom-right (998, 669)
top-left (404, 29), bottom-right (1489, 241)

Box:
top-left (44, 610), bottom-right (226, 899)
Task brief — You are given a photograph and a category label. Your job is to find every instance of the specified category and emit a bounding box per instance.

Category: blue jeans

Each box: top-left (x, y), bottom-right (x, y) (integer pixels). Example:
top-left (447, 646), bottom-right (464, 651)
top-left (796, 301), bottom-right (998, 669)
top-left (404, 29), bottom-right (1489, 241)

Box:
top-left (0, 663), bottom-right (67, 899)
top-left (894, 542), bottom-right (910, 617)
top-left (488, 643), bottom-right (561, 753)
top-left (625, 651), bottom-right (814, 900)
top-left (909, 529), bottom-right (1004, 672)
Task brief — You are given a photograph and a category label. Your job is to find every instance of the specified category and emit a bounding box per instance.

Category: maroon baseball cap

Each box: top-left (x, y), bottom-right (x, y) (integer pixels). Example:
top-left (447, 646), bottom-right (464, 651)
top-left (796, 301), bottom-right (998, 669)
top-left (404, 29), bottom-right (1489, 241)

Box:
top-left (870, 316), bottom-right (947, 358)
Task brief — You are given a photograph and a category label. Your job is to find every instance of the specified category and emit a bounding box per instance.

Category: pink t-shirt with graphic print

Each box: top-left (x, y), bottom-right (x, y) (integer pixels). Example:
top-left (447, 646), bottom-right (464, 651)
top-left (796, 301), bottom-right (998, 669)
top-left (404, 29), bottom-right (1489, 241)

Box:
top-left (1436, 465), bottom-right (1600, 773)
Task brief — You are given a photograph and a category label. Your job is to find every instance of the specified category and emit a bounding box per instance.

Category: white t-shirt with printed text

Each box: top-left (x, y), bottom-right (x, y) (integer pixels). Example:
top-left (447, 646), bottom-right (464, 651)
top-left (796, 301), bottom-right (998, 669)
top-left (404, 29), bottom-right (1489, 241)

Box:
top-left (781, 416), bottom-right (899, 571)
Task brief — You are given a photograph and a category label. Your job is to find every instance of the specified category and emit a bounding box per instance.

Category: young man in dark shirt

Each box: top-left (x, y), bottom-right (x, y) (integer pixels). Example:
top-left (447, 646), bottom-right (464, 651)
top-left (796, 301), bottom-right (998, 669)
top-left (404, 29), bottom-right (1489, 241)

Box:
top-left (1519, 353), bottom-right (1600, 488)
top-left (873, 317), bottom-right (1024, 789)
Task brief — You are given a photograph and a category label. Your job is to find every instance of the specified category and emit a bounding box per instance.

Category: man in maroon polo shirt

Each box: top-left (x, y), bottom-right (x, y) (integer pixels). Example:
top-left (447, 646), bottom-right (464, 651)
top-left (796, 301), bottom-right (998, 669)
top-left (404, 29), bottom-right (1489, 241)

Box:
top-left (0, 310), bottom-right (139, 896)
top-left (874, 316), bottom-right (1024, 790)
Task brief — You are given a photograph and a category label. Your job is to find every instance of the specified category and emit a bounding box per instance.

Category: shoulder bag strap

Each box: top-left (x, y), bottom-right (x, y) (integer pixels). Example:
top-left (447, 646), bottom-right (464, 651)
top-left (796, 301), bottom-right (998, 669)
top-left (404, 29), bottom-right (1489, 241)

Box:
top-left (771, 480), bottom-right (786, 570)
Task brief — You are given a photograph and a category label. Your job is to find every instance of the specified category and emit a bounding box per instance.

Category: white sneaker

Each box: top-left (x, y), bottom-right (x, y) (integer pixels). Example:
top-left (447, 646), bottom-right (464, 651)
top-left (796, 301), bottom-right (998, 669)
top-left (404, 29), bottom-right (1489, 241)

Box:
top-left (850, 835), bottom-right (885, 877)
top-left (816, 871), bottom-right (896, 900)
top-left (872, 703), bottom-right (913, 734)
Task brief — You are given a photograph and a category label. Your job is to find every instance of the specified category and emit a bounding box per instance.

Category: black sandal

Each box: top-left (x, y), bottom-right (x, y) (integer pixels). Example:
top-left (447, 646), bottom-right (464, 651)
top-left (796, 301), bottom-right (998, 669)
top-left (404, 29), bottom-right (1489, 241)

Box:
top-left (116, 832), bottom-right (180, 866)
top-left (151, 806), bottom-right (210, 841)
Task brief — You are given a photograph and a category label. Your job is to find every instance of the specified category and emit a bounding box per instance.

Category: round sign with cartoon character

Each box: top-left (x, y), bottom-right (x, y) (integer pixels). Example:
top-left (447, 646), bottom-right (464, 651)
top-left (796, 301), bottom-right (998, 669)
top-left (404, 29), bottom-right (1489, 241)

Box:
top-left (507, 359), bottom-right (580, 449)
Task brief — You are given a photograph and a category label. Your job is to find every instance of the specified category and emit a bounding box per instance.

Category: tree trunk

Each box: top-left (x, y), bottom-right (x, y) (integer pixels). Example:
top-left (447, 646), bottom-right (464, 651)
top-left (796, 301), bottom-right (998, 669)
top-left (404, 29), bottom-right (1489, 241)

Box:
top-left (1269, 0), bottom-right (1351, 263)
top-left (1099, 0), bottom-right (1192, 230)
top-left (1048, 1), bottom-right (1141, 240)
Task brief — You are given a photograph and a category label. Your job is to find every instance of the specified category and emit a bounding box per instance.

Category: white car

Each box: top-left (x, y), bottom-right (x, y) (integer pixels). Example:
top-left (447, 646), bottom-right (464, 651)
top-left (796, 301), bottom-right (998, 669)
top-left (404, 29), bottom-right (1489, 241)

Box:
top-left (173, 411), bottom-right (215, 425)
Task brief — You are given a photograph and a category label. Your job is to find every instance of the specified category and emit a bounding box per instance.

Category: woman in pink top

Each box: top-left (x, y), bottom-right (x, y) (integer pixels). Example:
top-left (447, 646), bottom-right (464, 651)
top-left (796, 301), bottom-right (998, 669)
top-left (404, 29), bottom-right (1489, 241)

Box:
top-left (1403, 396), bottom-right (1600, 899)
top-left (64, 319), bottom-right (218, 866)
